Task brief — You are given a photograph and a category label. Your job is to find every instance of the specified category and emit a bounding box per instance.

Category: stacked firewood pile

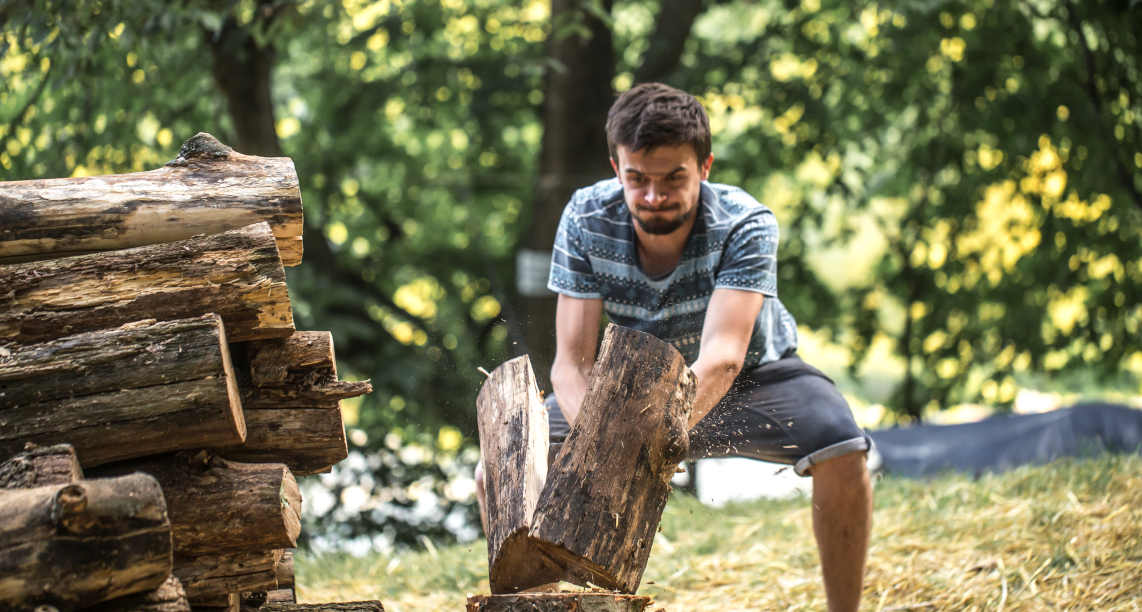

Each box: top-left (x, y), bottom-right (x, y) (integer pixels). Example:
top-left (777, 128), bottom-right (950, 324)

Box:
top-left (0, 134), bottom-right (381, 611)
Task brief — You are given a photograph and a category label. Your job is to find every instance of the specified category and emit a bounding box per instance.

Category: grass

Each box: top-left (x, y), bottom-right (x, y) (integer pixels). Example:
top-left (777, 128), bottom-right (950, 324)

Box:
top-left (295, 454), bottom-right (1142, 611)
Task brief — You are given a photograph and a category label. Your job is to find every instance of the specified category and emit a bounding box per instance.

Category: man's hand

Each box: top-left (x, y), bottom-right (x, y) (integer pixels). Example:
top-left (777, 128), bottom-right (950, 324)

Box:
top-left (550, 294), bottom-right (603, 425)
top-left (688, 288), bottom-right (765, 429)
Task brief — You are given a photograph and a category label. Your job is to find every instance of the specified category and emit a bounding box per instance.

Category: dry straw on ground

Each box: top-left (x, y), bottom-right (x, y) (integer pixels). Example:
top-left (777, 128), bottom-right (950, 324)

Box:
top-left (297, 454), bottom-right (1142, 611)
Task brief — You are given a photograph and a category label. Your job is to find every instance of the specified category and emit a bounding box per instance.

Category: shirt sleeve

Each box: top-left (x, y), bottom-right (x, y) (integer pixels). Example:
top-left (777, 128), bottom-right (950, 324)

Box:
top-left (715, 209), bottom-right (779, 296)
top-left (547, 200), bottom-right (603, 298)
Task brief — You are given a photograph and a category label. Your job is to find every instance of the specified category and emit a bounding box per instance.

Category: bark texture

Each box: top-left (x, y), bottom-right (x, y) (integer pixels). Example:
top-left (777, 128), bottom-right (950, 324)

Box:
top-left (475, 356), bottom-right (555, 593)
top-left (218, 406), bottom-right (346, 475)
top-left (259, 604), bottom-right (385, 612)
top-left (0, 315), bottom-right (246, 467)
top-left (91, 451), bottom-right (300, 557)
top-left (0, 132), bottom-right (303, 266)
top-left (0, 473), bottom-right (172, 608)
top-left (465, 593), bottom-right (652, 612)
top-left (0, 221), bottom-right (293, 344)
top-left (529, 324), bottom-right (694, 593)
top-left (85, 575), bottom-right (192, 612)
top-left (0, 443), bottom-right (83, 488)
top-left (174, 549), bottom-right (281, 605)
top-left (236, 331), bottom-right (372, 409)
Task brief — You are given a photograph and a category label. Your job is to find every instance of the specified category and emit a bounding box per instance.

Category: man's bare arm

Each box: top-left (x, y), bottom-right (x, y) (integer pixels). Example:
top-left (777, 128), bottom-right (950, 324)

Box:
top-left (688, 288), bottom-right (765, 429)
top-left (550, 294), bottom-right (604, 425)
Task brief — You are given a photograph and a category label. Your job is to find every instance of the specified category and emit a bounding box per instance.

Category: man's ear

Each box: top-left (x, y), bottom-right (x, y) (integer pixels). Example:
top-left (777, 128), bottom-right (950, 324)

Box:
top-left (610, 157), bottom-right (619, 177)
top-left (700, 153), bottom-right (714, 181)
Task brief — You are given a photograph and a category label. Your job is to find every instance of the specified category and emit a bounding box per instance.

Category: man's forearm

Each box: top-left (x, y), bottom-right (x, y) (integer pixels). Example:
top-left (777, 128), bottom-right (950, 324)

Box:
top-left (687, 358), bottom-right (742, 429)
top-left (550, 363), bottom-right (590, 425)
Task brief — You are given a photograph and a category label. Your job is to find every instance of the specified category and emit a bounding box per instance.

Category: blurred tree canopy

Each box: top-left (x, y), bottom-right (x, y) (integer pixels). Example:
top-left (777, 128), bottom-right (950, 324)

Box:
top-left (3, 0), bottom-right (1140, 546)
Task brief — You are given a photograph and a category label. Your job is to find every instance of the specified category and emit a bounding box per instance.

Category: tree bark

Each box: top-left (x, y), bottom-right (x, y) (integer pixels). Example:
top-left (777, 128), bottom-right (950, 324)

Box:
top-left (0, 473), bottom-right (173, 608)
top-left (217, 405), bottom-right (347, 475)
top-left (0, 132), bottom-right (303, 266)
top-left (529, 324), bottom-right (694, 593)
top-left (0, 315), bottom-right (246, 467)
top-left (92, 452), bottom-right (301, 557)
top-left (475, 356), bottom-right (557, 593)
top-left (0, 443), bottom-right (83, 488)
top-left (264, 589), bottom-right (296, 604)
top-left (0, 221), bottom-right (293, 344)
top-left (235, 331), bottom-right (372, 409)
top-left (259, 604), bottom-right (385, 612)
top-left (85, 575), bottom-right (192, 612)
top-left (466, 593), bottom-right (652, 612)
top-left (173, 549), bottom-right (281, 605)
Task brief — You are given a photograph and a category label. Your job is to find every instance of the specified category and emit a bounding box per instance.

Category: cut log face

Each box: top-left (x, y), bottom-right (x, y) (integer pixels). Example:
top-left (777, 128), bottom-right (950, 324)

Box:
top-left (475, 355), bottom-right (556, 593)
top-left (91, 452), bottom-right (301, 557)
top-left (0, 132), bottom-right (304, 266)
top-left (465, 593), bottom-right (653, 612)
top-left (174, 549), bottom-right (282, 604)
top-left (0, 443), bottom-right (83, 488)
top-left (235, 331), bottom-right (372, 409)
top-left (529, 324), bottom-right (695, 593)
top-left (0, 221), bottom-right (293, 344)
top-left (0, 473), bottom-right (173, 608)
top-left (0, 315), bottom-right (246, 467)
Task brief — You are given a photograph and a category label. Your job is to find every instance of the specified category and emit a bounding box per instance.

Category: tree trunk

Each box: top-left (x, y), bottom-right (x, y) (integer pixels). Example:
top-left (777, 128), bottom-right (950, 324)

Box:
top-left (0, 473), bottom-right (173, 608)
top-left (217, 405), bottom-right (346, 475)
top-left (529, 324), bottom-right (694, 593)
top-left (0, 221), bottom-right (293, 344)
top-left (475, 356), bottom-right (557, 593)
top-left (0, 315), bottom-right (246, 467)
top-left (0, 443), bottom-right (83, 488)
top-left (518, 0), bottom-right (615, 387)
top-left (466, 593), bottom-right (652, 612)
top-left (0, 132), bottom-right (303, 266)
top-left (173, 549), bottom-right (282, 605)
top-left (85, 575), bottom-right (192, 612)
top-left (92, 452), bottom-right (301, 557)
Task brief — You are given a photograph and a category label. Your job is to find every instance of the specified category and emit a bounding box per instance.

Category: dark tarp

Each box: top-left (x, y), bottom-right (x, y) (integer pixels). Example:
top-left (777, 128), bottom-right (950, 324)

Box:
top-left (868, 402), bottom-right (1142, 477)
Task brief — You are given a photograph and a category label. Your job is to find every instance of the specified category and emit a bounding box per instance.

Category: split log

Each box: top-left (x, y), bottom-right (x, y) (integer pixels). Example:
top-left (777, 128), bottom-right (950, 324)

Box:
top-left (236, 331), bottom-right (372, 409)
top-left (259, 604), bottom-right (385, 612)
top-left (0, 315), bottom-right (246, 467)
top-left (529, 324), bottom-right (695, 593)
top-left (0, 443), bottom-right (83, 488)
top-left (0, 221), bottom-right (293, 344)
top-left (218, 405), bottom-right (347, 475)
top-left (466, 593), bottom-right (652, 612)
top-left (92, 451), bottom-right (301, 557)
top-left (474, 355), bottom-right (554, 593)
top-left (264, 588), bottom-right (296, 604)
top-left (0, 473), bottom-right (173, 608)
top-left (174, 549), bottom-right (282, 604)
top-left (274, 550), bottom-right (295, 588)
top-left (0, 132), bottom-right (303, 266)
top-left (85, 575), bottom-right (192, 612)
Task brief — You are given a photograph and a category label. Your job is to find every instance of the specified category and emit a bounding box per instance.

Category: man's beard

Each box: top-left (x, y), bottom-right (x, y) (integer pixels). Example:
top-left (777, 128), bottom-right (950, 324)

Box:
top-left (633, 204), bottom-right (695, 235)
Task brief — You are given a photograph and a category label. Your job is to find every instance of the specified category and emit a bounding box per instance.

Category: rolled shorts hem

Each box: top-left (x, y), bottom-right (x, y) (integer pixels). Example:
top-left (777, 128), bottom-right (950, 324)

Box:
top-left (793, 435), bottom-right (873, 477)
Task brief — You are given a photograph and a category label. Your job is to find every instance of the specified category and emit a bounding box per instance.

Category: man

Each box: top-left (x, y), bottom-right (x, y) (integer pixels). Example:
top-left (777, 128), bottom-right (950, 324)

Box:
top-left (479, 83), bottom-right (872, 611)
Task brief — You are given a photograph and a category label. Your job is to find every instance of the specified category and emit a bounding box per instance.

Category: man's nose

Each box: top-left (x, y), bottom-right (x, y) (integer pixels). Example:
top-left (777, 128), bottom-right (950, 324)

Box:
top-left (644, 182), bottom-right (667, 203)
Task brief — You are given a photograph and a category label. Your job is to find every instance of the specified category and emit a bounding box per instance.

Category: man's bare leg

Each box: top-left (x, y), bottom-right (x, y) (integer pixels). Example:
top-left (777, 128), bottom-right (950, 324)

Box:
top-left (810, 452), bottom-right (872, 612)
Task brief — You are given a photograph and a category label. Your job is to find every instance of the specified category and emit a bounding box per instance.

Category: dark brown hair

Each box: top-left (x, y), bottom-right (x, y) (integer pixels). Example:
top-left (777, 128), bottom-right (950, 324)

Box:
top-left (605, 82), bottom-right (711, 163)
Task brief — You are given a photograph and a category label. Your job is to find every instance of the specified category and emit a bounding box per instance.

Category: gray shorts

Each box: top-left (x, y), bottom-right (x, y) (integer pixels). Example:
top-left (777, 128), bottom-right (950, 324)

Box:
top-left (545, 353), bottom-right (871, 476)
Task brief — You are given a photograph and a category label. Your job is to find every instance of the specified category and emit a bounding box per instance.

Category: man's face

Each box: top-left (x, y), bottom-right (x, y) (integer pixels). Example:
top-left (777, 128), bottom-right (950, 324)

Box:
top-left (611, 144), bottom-right (713, 236)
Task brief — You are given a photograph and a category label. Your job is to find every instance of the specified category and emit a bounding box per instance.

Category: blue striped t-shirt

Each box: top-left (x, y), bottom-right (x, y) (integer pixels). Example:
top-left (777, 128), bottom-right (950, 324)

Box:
top-left (547, 177), bottom-right (799, 368)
